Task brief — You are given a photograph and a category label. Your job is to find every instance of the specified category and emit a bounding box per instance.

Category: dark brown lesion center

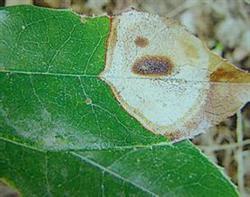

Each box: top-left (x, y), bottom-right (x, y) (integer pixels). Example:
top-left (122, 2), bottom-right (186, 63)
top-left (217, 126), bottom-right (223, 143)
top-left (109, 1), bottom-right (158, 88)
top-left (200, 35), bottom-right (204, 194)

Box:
top-left (132, 55), bottom-right (173, 76)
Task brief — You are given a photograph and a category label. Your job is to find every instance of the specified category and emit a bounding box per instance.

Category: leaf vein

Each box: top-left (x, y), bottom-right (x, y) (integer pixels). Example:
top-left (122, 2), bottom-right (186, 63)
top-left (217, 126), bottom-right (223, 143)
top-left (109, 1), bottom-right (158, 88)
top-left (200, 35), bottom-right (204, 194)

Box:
top-left (70, 151), bottom-right (158, 197)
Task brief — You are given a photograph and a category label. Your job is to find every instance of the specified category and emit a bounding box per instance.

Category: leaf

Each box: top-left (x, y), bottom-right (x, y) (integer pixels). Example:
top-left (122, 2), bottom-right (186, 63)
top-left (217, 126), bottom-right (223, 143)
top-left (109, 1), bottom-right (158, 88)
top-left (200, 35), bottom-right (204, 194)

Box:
top-left (0, 5), bottom-right (240, 196)
top-left (0, 139), bottom-right (238, 196)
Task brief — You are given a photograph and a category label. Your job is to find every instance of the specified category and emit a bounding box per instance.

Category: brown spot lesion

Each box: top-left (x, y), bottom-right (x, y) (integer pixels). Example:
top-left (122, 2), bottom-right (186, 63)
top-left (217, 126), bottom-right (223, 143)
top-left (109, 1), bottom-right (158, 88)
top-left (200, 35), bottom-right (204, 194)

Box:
top-left (132, 55), bottom-right (173, 76)
top-left (134, 36), bottom-right (149, 48)
top-left (210, 66), bottom-right (250, 83)
top-left (210, 67), bottom-right (237, 82)
top-left (209, 53), bottom-right (250, 83)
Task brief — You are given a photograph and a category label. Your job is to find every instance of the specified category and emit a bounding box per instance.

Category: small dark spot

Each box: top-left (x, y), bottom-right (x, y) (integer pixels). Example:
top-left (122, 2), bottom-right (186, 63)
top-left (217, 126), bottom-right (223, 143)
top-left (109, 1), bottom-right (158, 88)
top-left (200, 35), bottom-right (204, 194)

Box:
top-left (134, 36), bottom-right (149, 48)
top-left (132, 55), bottom-right (173, 76)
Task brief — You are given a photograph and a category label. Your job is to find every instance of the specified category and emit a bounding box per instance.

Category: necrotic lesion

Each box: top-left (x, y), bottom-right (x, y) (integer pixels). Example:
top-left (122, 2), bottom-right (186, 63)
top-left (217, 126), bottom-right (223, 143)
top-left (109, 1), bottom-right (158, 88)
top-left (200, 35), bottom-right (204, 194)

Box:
top-left (132, 55), bottom-right (173, 76)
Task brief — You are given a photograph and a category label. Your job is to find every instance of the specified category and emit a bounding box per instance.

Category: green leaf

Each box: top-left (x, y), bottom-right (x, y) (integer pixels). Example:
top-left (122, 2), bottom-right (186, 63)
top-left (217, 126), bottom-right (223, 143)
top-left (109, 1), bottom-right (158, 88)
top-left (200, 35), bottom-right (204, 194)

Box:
top-left (0, 5), bottom-right (238, 196)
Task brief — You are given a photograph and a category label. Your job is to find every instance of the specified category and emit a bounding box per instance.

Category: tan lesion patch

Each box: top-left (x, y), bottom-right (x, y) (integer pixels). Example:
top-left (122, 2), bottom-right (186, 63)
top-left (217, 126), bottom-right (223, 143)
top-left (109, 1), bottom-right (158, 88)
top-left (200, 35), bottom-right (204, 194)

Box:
top-left (134, 36), bottom-right (149, 48)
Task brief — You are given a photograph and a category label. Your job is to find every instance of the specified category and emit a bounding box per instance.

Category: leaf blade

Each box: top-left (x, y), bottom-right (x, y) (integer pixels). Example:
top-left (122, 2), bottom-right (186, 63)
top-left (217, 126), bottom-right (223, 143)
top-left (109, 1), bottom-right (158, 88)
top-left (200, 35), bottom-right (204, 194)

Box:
top-left (0, 5), bottom-right (239, 196)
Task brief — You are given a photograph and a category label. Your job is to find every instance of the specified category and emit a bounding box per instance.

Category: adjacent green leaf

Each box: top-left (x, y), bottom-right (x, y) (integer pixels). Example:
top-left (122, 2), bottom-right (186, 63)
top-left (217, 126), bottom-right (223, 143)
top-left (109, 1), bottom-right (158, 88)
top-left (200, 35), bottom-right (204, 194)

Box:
top-left (0, 5), bottom-right (238, 196)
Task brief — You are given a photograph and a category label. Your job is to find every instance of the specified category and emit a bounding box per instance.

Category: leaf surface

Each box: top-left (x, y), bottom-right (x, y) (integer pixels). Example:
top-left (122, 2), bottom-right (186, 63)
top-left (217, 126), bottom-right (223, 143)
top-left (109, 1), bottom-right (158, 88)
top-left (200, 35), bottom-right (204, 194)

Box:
top-left (0, 5), bottom-right (239, 196)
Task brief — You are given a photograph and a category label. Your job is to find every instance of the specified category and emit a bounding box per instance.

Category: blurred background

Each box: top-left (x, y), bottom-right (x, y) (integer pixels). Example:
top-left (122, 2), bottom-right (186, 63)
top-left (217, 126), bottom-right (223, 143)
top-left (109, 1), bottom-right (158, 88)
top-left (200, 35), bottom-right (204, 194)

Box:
top-left (1, 0), bottom-right (250, 196)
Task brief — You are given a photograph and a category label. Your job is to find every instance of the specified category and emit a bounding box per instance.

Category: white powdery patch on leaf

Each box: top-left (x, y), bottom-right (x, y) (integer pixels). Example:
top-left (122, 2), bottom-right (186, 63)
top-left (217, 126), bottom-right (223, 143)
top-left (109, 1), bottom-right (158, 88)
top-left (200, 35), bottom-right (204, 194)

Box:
top-left (101, 10), bottom-right (250, 141)
top-left (0, 106), bottom-right (108, 151)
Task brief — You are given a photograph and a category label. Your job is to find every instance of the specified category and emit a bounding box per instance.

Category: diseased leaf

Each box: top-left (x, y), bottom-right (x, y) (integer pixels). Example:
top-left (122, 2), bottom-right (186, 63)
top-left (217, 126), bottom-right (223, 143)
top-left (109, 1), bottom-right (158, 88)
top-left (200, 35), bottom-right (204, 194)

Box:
top-left (102, 10), bottom-right (250, 141)
top-left (0, 5), bottom-right (243, 196)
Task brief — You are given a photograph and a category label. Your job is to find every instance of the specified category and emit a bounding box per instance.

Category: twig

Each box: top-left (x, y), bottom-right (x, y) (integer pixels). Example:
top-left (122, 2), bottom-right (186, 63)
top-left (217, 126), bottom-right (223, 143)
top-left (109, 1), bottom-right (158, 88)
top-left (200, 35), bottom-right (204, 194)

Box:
top-left (236, 110), bottom-right (244, 194)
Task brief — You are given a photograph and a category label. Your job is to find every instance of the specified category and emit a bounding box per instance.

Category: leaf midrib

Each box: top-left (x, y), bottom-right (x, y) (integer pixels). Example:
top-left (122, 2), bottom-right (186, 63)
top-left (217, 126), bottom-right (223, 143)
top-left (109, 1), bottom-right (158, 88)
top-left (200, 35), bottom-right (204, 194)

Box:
top-left (0, 70), bottom-right (97, 78)
top-left (2, 70), bottom-right (249, 85)
top-left (0, 136), bottom-right (174, 152)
